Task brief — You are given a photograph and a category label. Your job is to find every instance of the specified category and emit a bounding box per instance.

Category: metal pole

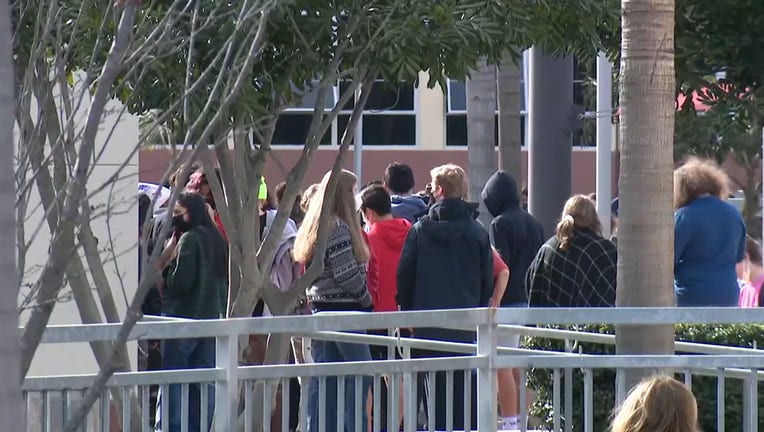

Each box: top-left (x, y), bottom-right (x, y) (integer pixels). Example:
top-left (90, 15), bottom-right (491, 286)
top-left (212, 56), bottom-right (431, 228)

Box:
top-left (527, 46), bottom-right (573, 237)
top-left (596, 53), bottom-right (613, 238)
top-left (354, 87), bottom-right (363, 184)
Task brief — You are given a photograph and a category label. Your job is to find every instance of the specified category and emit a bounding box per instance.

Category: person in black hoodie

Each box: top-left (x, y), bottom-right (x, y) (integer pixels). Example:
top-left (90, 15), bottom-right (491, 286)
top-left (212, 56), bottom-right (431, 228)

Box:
top-left (397, 163), bottom-right (492, 431)
top-left (481, 170), bottom-right (544, 429)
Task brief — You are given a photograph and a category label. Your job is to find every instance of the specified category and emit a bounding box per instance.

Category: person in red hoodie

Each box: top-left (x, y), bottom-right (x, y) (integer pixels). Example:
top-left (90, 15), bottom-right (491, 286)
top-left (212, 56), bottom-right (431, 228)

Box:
top-left (359, 184), bottom-right (412, 312)
top-left (359, 184), bottom-right (412, 431)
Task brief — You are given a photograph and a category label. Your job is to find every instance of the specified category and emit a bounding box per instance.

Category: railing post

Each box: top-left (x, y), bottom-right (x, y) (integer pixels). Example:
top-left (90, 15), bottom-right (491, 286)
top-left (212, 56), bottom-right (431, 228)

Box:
top-left (215, 333), bottom-right (239, 431)
top-left (477, 309), bottom-right (497, 432)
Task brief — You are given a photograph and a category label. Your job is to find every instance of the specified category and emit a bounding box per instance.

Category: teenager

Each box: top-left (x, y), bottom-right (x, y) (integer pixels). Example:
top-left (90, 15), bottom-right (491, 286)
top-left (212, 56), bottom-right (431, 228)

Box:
top-left (294, 170), bottom-right (373, 432)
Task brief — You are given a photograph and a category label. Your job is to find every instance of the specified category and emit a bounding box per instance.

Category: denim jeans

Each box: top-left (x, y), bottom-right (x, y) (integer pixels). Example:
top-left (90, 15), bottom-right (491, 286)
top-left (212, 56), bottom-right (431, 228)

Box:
top-left (307, 338), bottom-right (372, 432)
top-left (156, 338), bottom-right (216, 432)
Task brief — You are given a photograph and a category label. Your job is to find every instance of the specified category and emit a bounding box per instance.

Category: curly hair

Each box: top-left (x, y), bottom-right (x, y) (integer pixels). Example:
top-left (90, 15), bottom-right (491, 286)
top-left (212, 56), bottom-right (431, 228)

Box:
top-left (673, 158), bottom-right (730, 209)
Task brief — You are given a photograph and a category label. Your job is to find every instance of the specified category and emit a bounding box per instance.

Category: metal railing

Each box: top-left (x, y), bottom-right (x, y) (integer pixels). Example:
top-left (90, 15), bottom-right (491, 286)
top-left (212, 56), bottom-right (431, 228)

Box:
top-left (22, 307), bottom-right (764, 432)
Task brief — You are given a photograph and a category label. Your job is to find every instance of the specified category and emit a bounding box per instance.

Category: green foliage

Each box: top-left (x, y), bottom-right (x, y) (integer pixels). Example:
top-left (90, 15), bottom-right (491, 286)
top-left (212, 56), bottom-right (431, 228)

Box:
top-left (524, 324), bottom-right (764, 431)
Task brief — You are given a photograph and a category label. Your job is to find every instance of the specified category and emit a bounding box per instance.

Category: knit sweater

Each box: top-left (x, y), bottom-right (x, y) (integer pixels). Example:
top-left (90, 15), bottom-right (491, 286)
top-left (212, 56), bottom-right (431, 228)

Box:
top-left (307, 219), bottom-right (372, 312)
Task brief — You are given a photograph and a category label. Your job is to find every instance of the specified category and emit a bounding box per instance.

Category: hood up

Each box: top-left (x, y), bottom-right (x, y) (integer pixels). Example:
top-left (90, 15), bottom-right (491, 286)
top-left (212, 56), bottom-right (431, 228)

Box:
top-left (481, 171), bottom-right (520, 217)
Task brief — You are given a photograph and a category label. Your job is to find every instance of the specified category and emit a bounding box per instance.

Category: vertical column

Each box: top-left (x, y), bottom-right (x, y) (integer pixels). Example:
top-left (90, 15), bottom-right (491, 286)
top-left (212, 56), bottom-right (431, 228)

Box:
top-left (527, 47), bottom-right (574, 236)
top-left (476, 312), bottom-right (497, 432)
top-left (353, 87), bottom-right (364, 184)
top-left (596, 53), bottom-right (614, 237)
top-left (215, 334), bottom-right (239, 431)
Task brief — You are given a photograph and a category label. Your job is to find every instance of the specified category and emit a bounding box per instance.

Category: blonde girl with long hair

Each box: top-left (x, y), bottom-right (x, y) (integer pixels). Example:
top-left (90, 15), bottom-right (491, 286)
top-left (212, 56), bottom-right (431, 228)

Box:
top-left (294, 169), bottom-right (372, 432)
top-left (611, 375), bottom-right (698, 432)
top-left (526, 195), bottom-right (617, 307)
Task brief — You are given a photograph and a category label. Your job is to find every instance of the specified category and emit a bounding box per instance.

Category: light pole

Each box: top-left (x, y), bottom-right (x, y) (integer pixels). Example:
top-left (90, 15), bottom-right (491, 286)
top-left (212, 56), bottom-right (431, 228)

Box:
top-left (596, 53), bottom-right (614, 238)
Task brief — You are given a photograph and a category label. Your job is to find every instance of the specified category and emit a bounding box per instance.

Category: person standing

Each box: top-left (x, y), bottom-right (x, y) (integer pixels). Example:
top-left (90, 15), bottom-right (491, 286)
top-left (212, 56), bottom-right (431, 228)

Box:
top-left (157, 192), bottom-right (228, 432)
top-left (397, 163), bottom-right (492, 431)
top-left (383, 162), bottom-right (428, 223)
top-left (481, 170), bottom-right (544, 429)
top-left (526, 195), bottom-right (617, 308)
top-left (294, 169), bottom-right (373, 432)
top-left (674, 158), bottom-right (746, 307)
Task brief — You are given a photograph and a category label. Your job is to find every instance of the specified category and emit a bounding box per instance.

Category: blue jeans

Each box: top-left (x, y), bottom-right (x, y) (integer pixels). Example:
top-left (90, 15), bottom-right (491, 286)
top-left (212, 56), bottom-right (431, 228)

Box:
top-left (307, 338), bottom-right (372, 432)
top-left (156, 338), bottom-right (216, 432)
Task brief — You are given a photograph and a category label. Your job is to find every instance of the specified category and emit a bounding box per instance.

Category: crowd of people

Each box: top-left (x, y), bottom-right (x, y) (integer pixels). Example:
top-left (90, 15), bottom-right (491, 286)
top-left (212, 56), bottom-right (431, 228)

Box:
top-left (138, 155), bottom-right (752, 431)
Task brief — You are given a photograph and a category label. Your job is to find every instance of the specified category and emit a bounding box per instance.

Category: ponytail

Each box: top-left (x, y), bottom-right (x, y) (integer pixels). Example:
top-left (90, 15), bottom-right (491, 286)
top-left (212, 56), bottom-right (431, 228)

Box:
top-left (556, 214), bottom-right (576, 251)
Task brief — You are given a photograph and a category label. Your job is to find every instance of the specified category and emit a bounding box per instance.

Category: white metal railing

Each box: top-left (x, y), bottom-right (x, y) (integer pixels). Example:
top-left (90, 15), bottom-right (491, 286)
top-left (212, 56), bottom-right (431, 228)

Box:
top-left (22, 307), bottom-right (764, 432)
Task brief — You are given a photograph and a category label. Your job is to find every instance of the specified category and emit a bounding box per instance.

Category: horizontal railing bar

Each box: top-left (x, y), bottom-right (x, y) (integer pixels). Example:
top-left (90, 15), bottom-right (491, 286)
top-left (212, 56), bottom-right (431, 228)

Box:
top-left (496, 354), bottom-right (764, 369)
top-left (308, 330), bottom-right (581, 357)
top-left (34, 308), bottom-right (764, 345)
top-left (35, 309), bottom-right (493, 343)
top-left (23, 368), bottom-right (221, 391)
top-left (500, 325), bottom-right (764, 356)
top-left (495, 307), bottom-right (764, 325)
top-left (237, 356), bottom-right (486, 380)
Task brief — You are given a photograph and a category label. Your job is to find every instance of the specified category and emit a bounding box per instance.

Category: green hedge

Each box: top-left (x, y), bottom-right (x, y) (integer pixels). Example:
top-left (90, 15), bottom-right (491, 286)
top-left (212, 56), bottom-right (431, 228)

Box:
top-left (523, 324), bottom-right (764, 431)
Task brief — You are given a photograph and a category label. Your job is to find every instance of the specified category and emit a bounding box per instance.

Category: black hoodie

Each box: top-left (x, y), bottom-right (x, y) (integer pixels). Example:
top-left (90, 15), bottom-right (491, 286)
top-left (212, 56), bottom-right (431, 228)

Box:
top-left (481, 171), bottom-right (545, 306)
top-left (396, 198), bottom-right (493, 342)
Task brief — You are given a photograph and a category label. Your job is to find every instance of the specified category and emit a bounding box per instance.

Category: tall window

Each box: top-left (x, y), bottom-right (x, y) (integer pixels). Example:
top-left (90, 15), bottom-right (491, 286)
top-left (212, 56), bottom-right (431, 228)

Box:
top-left (260, 80), bottom-right (417, 146)
top-left (572, 58), bottom-right (596, 147)
top-left (445, 65), bottom-right (526, 147)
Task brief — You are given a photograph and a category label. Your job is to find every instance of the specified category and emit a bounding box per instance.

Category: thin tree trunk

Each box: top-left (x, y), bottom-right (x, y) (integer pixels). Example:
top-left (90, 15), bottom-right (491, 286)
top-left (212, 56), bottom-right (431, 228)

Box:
top-left (467, 58), bottom-right (497, 227)
top-left (616, 0), bottom-right (676, 392)
top-left (0, 0), bottom-right (23, 428)
top-left (497, 54), bottom-right (523, 180)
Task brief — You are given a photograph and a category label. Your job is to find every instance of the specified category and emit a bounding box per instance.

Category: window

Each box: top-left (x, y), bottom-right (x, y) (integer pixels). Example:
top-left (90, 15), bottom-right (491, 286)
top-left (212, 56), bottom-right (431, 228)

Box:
top-left (572, 58), bottom-right (596, 147)
top-left (340, 80), bottom-right (417, 146)
top-left (259, 80), bottom-right (417, 146)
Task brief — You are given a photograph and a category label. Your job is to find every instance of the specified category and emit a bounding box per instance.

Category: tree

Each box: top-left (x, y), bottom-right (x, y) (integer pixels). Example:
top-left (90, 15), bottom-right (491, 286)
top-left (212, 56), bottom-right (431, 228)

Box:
top-left (0, 0), bottom-right (23, 428)
top-left (497, 55), bottom-right (523, 179)
top-left (467, 59), bottom-right (497, 225)
top-left (615, 0), bottom-right (676, 390)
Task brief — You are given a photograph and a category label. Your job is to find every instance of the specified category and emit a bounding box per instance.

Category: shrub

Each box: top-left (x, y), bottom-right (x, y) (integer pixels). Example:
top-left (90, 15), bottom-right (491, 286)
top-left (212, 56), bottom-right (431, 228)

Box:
top-left (523, 324), bottom-right (764, 431)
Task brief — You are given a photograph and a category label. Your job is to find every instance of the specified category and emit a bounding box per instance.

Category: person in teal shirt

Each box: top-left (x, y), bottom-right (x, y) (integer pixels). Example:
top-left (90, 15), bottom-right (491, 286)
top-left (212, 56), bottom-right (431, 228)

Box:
top-left (674, 159), bottom-right (746, 307)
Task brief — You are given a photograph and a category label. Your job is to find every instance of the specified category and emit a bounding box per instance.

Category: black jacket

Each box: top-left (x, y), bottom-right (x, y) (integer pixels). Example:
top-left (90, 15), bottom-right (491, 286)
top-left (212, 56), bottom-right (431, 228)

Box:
top-left (396, 198), bottom-right (493, 342)
top-left (481, 171), bottom-right (545, 306)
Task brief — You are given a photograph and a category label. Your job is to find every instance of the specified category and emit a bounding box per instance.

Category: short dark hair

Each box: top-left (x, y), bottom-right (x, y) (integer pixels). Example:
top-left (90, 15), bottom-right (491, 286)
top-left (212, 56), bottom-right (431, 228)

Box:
top-left (384, 162), bottom-right (415, 195)
top-left (361, 185), bottom-right (392, 216)
top-left (747, 237), bottom-right (762, 266)
top-left (275, 181), bottom-right (287, 203)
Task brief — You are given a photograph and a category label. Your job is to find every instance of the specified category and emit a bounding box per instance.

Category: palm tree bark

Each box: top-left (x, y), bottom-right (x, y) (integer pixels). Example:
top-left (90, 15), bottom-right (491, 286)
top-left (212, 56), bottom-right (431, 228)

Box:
top-left (616, 0), bottom-right (676, 392)
top-left (0, 0), bottom-right (23, 428)
top-left (467, 58), bottom-right (497, 226)
top-left (497, 54), bottom-right (523, 180)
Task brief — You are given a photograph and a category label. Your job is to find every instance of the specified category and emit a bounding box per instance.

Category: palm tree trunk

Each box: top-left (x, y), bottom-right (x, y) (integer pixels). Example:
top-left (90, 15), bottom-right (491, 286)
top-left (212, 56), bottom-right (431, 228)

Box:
top-left (0, 0), bottom-right (23, 428)
top-left (497, 54), bottom-right (523, 180)
top-left (616, 0), bottom-right (676, 392)
top-left (467, 58), bottom-right (497, 226)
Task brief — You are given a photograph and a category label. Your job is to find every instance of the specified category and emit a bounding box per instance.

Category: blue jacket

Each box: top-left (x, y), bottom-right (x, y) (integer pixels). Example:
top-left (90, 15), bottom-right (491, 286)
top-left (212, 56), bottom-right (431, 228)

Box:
top-left (674, 196), bottom-right (746, 306)
top-left (390, 194), bottom-right (428, 224)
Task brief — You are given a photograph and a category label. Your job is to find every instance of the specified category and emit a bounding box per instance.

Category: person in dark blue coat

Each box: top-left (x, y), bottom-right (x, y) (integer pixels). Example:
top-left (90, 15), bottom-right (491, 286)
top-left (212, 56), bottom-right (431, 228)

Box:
top-left (673, 158), bottom-right (747, 306)
top-left (396, 163), bottom-right (492, 431)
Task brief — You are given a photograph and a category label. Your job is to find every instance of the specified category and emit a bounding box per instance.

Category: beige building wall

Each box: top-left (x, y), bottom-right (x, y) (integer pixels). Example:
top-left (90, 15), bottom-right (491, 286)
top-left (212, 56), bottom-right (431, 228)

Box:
top-left (16, 72), bottom-right (139, 376)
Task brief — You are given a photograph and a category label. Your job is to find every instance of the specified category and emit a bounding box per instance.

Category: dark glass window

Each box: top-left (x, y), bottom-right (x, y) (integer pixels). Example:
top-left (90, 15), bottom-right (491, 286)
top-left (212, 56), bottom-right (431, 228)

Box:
top-left (255, 113), bottom-right (331, 146)
top-left (362, 115), bottom-right (416, 146)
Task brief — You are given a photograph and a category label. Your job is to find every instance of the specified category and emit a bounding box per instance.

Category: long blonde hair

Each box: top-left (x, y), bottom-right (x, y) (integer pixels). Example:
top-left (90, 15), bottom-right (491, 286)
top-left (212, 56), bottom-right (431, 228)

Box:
top-left (673, 157), bottom-right (730, 209)
top-left (293, 170), bottom-right (369, 264)
top-left (555, 195), bottom-right (601, 251)
top-left (611, 375), bottom-right (698, 432)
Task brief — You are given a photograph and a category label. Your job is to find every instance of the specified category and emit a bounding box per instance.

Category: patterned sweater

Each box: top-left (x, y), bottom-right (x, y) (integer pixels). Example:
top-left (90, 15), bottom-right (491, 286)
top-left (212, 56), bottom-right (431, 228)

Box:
top-left (307, 219), bottom-right (372, 312)
top-left (526, 228), bottom-right (617, 307)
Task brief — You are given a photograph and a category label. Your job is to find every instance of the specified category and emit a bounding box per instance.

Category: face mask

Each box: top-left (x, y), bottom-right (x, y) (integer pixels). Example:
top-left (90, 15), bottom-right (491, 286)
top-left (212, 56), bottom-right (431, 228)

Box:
top-left (171, 215), bottom-right (191, 233)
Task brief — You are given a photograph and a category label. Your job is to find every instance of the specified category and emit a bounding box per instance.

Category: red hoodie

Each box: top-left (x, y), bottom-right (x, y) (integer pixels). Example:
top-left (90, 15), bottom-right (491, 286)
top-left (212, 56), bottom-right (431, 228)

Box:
top-left (365, 218), bottom-right (412, 312)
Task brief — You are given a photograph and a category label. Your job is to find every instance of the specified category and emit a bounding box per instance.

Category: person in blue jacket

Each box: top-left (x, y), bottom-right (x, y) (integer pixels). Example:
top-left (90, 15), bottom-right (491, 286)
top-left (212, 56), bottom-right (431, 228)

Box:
top-left (673, 158), bottom-right (746, 306)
